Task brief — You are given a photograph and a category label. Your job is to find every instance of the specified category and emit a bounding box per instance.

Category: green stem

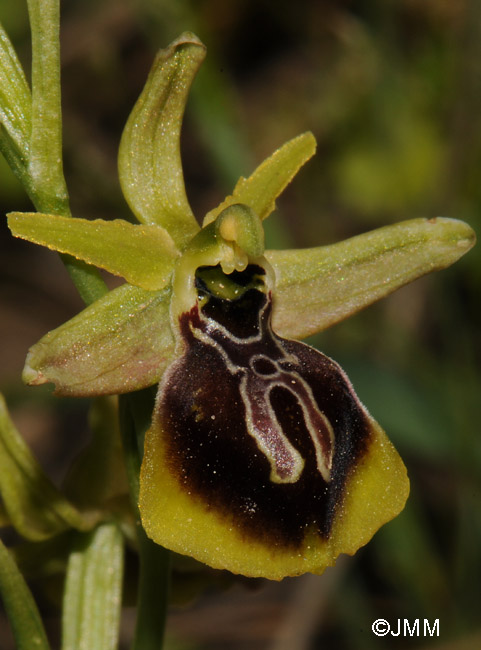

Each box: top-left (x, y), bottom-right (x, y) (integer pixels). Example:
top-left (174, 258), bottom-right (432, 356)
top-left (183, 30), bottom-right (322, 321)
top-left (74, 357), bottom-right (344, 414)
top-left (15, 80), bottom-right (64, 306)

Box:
top-left (134, 528), bottom-right (171, 650)
top-left (26, 0), bottom-right (107, 305)
top-left (119, 390), bottom-right (171, 650)
top-left (59, 253), bottom-right (108, 305)
top-left (26, 0), bottom-right (68, 214)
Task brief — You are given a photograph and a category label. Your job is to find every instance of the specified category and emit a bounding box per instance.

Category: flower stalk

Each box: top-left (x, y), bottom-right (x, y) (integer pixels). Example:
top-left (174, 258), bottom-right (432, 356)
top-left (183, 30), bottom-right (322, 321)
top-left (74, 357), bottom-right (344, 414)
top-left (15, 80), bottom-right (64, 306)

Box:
top-left (119, 389), bottom-right (171, 650)
top-left (26, 0), bottom-right (107, 304)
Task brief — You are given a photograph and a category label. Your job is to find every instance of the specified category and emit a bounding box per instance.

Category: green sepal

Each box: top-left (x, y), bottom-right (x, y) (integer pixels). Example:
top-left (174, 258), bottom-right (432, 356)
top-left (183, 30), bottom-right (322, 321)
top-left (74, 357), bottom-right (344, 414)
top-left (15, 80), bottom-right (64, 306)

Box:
top-left (8, 212), bottom-right (179, 290)
top-left (23, 283), bottom-right (175, 397)
top-left (118, 32), bottom-right (204, 247)
top-left (268, 217), bottom-right (476, 339)
top-left (62, 522), bottom-right (124, 650)
top-left (0, 393), bottom-right (92, 541)
top-left (0, 22), bottom-right (31, 162)
top-left (0, 538), bottom-right (51, 650)
top-left (203, 132), bottom-right (316, 226)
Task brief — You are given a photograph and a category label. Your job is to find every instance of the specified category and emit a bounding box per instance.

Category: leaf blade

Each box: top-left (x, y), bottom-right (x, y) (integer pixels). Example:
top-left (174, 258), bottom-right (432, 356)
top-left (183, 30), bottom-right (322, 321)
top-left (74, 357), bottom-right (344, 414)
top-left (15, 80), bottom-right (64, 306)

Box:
top-left (62, 523), bottom-right (124, 650)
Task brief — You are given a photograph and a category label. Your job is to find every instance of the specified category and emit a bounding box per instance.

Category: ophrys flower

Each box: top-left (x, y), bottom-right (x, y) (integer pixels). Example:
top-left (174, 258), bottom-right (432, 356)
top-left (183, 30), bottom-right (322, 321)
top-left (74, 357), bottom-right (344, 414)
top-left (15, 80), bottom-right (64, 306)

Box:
top-left (7, 33), bottom-right (475, 579)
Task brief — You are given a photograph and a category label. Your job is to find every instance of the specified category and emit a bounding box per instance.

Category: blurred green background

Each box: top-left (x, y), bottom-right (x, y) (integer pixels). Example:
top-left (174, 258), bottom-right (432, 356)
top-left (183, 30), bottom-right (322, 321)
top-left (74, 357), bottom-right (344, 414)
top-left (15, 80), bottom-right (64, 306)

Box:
top-left (1, 0), bottom-right (480, 648)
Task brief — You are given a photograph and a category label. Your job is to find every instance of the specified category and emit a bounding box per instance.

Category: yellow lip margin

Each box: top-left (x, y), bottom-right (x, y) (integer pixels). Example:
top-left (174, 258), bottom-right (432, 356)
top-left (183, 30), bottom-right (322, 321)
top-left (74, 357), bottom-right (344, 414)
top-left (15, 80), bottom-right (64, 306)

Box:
top-left (139, 407), bottom-right (409, 580)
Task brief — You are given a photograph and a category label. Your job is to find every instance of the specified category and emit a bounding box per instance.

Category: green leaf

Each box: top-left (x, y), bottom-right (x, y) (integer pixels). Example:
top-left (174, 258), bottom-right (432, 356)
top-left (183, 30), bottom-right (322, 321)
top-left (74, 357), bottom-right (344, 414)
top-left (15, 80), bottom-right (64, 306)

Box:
top-left (268, 217), bottom-right (476, 339)
top-left (62, 522), bottom-right (124, 650)
top-left (0, 393), bottom-right (92, 541)
top-left (0, 538), bottom-right (51, 650)
top-left (119, 32), bottom-right (204, 247)
top-left (23, 283), bottom-right (175, 396)
top-left (8, 212), bottom-right (179, 290)
top-left (203, 132), bottom-right (316, 225)
top-left (0, 22), bottom-right (31, 162)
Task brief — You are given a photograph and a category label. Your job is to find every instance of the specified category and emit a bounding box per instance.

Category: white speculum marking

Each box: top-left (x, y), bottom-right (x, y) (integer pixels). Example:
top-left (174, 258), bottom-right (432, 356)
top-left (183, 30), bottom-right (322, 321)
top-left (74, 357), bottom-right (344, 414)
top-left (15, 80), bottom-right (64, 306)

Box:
top-left (190, 299), bottom-right (335, 484)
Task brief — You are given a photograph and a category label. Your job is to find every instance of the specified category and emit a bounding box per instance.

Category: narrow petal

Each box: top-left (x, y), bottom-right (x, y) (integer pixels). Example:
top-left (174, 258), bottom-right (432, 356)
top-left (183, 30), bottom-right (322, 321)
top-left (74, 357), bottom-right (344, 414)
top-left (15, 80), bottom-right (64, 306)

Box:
top-left (140, 261), bottom-right (409, 579)
top-left (0, 393), bottom-right (91, 541)
top-left (8, 212), bottom-right (178, 290)
top-left (23, 284), bottom-right (175, 396)
top-left (268, 217), bottom-right (476, 339)
top-left (203, 132), bottom-right (317, 226)
top-left (118, 33), bottom-right (204, 247)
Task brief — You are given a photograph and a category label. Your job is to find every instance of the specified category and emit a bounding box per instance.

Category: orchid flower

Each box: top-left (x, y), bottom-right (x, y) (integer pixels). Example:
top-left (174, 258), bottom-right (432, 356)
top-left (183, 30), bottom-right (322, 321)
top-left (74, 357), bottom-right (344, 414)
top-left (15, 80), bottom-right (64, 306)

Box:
top-left (7, 33), bottom-right (475, 580)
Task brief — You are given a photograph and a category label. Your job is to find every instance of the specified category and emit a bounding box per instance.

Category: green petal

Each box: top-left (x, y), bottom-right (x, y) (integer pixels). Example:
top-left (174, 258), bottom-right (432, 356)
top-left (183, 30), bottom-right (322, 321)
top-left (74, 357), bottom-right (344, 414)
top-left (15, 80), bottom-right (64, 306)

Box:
top-left (8, 212), bottom-right (179, 290)
top-left (203, 132), bottom-right (316, 226)
top-left (23, 283), bottom-right (175, 397)
top-left (118, 32), bottom-right (204, 247)
top-left (268, 217), bottom-right (476, 339)
top-left (0, 393), bottom-right (91, 541)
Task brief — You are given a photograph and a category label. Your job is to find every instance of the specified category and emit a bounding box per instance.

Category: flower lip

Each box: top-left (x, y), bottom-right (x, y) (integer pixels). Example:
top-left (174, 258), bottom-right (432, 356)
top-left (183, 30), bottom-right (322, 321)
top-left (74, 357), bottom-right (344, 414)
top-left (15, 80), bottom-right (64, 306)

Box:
top-left (144, 260), bottom-right (376, 550)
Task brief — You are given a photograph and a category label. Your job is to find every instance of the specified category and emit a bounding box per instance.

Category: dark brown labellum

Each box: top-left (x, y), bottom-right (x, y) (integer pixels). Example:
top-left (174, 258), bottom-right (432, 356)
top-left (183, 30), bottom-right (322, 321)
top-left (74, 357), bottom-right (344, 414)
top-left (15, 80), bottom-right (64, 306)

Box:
top-left (157, 264), bottom-right (372, 549)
